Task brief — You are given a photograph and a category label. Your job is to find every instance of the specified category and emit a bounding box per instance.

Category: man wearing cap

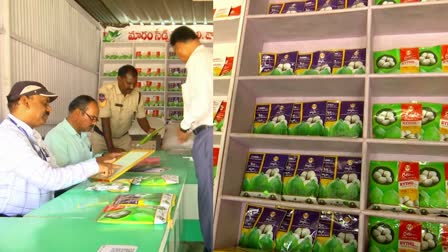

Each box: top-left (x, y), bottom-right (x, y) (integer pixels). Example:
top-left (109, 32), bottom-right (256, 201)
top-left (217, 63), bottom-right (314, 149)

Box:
top-left (91, 65), bottom-right (154, 154)
top-left (0, 81), bottom-right (117, 217)
top-left (170, 26), bottom-right (213, 252)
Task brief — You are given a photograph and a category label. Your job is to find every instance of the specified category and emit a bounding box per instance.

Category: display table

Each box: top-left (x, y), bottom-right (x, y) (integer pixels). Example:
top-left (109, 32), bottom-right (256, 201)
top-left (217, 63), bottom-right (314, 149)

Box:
top-left (0, 151), bottom-right (194, 252)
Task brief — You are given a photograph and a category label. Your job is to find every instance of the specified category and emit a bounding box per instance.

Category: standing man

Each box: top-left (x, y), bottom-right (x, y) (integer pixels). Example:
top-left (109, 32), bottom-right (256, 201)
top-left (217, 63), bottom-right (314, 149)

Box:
top-left (91, 65), bottom-right (154, 154)
top-left (0, 81), bottom-right (116, 217)
top-left (170, 26), bottom-right (213, 252)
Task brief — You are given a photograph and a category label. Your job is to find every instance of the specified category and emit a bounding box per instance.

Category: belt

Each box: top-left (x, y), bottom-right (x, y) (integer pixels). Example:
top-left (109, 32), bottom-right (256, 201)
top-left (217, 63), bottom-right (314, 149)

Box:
top-left (193, 125), bottom-right (212, 135)
top-left (93, 125), bottom-right (128, 138)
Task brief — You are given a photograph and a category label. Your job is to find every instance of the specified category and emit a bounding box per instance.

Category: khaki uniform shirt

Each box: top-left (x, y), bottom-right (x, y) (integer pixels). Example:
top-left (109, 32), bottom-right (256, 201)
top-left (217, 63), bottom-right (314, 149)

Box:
top-left (96, 83), bottom-right (145, 138)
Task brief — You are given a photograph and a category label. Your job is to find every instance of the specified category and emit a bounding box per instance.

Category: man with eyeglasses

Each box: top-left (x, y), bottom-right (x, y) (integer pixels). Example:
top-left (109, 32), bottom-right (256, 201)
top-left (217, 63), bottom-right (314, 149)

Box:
top-left (91, 65), bottom-right (154, 154)
top-left (44, 95), bottom-right (120, 196)
top-left (0, 81), bottom-right (118, 217)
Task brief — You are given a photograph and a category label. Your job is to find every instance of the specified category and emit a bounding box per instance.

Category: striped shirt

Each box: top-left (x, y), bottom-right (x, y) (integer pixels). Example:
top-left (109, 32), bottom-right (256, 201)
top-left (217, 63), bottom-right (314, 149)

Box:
top-left (0, 114), bottom-right (99, 216)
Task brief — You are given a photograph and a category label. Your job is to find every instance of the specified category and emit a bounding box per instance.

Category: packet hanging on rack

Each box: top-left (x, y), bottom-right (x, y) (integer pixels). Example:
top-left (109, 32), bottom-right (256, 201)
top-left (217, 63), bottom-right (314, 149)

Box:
top-left (85, 179), bottom-right (132, 193)
top-left (132, 175), bottom-right (179, 186)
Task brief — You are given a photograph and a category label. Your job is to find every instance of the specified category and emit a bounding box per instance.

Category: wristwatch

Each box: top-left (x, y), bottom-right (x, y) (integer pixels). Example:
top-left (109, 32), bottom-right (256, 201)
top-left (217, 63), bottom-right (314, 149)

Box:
top-left (179, 125), bottom-right (189, 133)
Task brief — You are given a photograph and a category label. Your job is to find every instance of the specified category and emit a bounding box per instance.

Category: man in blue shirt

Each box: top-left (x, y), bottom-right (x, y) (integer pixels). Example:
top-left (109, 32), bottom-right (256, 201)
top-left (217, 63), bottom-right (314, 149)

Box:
top-left (45, 95), bottom-right (121, 196)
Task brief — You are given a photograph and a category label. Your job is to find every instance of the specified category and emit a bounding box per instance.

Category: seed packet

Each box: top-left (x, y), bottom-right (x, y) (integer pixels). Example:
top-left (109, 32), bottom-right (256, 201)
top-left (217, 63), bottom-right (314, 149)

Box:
top-left (419, 46), bottom-right (442, 73)
top-left (241, 153), bottom-right (288, 200)
top-left (268, 3), bottom-right (284, 14)
top-left (287, 103), bottom-right (303, 135)
top-left (131, 175), bottom-right (179, 186)
top-left (239, 205), bottom-right (288, 251)
top-left (271, 51), bottom-right (298, 75)
top-left (368, 216), bottom-right (399, 251)
top-left (253, 104), bottom-right (271, 134)
top-left (400, 48), bottom-right (420, 73)
top-left (221, 56), bottom-right (234, 76)
top-left (85, 179), bottom-right (132, 193)
top-left (293, 101), bottom-right (327, 136)
top-left (294, 53), bottom-right (313, 75)
top-left (112, 193), bottom-right (175, 209)
top-left (259, 53), bottom-right (277, 75)
top-left (421, 102), bottom-right (442, 141)
top-left (97, 204), bottom-right (170, 225)
top-left (419, 162), bottom-right (448, 215)
top-left (442, 45), bottom-right (448, 72)
top-left (276, 209), bottom-right (320, 252)
top-left (267, 103), bottom-right (294, 135)
top-left (373, 49), bottom-right (400, 74)
top-left (282, 155), bottom-right (322, 204)
top-left (281, 1), bottom-right (306, 13)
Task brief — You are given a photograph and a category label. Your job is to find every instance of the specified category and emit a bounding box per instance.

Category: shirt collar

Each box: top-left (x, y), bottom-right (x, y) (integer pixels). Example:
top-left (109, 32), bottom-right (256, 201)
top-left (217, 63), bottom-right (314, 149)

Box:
top-left (8, 114), bottom-right (34, 137)
top-left (114, 82), bottom-right (123, 95)
top-left (186, 45), bottom-right (205, 68)
top-left (61, 119), bottom-right (79, 136)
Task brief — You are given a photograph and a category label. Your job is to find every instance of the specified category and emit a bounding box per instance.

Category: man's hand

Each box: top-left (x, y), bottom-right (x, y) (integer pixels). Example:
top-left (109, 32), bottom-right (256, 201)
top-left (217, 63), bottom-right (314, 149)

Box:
top-left (96, 152), bottom-right (123, 164)
top-left (108, 147), bottom-right (126, 153)
top-left (97, 162), bottom-right (122, 177)
top-left (177, 126), bottom-right (191, 143)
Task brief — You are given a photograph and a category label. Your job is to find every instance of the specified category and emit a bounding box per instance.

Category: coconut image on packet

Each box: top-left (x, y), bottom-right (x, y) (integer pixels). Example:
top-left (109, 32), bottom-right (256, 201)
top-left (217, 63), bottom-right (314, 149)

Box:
top-left (271, 51), bottom-right (298, 76)
top-left (275, 209), bottom-right (320, 252)
top-left (241, 153), bottom-right (287, 200)
top-left (97, 204), bottom-right (170, 225)
top-left (132, 175), bottom-right (179, 186)
top-left (281, 1), bottom-right (306, 13)
top-left (239, 205), bottom-right (288, 251)
top-left (282, 155), bottom-right (322, 204)
top-left (419, 162), bottom-right (448, 216)
top-left (85, 179), bottom-right (132, 193)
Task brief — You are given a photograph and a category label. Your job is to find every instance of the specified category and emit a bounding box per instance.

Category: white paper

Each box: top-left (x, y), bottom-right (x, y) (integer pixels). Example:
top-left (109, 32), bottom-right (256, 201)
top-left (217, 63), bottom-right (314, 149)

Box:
top-left (97, 245), bottom-right (138, 252)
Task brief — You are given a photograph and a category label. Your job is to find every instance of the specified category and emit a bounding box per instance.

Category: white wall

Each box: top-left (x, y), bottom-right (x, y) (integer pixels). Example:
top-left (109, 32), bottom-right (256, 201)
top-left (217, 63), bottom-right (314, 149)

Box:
top-left (3, 0), bottom-right (102, 135)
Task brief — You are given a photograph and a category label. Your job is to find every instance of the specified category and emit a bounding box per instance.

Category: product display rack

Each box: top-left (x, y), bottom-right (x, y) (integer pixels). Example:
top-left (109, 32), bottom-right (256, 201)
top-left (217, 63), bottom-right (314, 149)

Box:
top-left (213, 0), bottom-right (448, 251)
top-left (213, 0), bottom-right (247, 212)
top-left (99, 40), bottom-right (213, 123)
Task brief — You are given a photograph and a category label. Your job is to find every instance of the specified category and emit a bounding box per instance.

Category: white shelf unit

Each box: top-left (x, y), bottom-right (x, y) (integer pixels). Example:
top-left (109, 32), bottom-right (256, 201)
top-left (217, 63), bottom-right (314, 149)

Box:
top-left (213, 0), bottom-right (448, 251)
top-left (99, 40), bottom-right (214, 123)
top-left (212, 0), bottom-right (248, 213)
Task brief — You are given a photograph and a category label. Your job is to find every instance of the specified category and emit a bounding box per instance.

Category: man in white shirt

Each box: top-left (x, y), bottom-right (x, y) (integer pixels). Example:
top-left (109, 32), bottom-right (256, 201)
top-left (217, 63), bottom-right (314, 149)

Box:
top-left (0, 81), bottom-right (116, 217)
top-left (170, 26), bottom-right (213, 252)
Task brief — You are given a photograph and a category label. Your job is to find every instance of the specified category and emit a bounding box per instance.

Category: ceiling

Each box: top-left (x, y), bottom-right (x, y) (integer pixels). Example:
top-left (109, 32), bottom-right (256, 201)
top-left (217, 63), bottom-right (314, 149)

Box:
top-left (74, 0), bottom-right (213, 27)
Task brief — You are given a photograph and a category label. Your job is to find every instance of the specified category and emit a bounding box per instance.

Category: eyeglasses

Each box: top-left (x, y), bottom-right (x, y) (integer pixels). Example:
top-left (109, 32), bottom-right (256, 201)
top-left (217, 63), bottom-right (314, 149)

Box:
top-left (84, 112), bottom-right (98, 122)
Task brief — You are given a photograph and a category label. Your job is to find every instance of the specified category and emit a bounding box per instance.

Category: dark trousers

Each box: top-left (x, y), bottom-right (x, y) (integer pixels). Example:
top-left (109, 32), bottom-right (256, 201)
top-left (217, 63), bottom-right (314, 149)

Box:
top-left (192, 126), bottom-right (213, 252)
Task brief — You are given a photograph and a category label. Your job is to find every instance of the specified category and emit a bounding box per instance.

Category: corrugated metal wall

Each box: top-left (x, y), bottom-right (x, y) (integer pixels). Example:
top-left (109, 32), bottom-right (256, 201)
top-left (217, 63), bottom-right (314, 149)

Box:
top-left (8, 0), bottom-right (102, 135)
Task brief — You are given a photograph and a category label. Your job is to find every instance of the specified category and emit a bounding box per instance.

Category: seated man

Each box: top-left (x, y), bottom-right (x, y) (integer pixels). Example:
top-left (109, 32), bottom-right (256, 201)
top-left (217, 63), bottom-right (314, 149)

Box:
top-left (45, 95), bottom-right (120, 196)
top-left (0, 81), bottom-right (117, 217)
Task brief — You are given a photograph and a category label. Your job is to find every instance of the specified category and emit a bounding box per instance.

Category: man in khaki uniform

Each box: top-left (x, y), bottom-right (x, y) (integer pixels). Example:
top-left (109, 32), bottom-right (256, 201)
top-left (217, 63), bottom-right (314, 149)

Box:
top-left (91, 65), bottom-right (154, 154)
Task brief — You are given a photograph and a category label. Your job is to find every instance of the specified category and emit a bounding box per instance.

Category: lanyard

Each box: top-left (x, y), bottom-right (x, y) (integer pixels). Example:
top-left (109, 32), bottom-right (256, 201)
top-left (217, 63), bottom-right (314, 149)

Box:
top-left (8, 117), bottom-right (48, 161)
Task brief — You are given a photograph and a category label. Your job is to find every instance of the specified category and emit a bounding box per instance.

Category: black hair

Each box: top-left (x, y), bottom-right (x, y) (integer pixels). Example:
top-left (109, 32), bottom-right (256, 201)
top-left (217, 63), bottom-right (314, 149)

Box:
top-left (7, 98), bottom-right (20, 112)
top-left (68, 95), bottom-right (97, 113)
top-left (118, 65), bottom-right (138, 77)
top-left (169, 26), bottom-right (199, 46)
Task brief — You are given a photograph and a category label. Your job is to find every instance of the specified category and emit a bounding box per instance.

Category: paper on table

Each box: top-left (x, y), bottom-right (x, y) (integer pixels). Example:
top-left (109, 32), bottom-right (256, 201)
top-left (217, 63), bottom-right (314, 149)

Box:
top-left (97, 245), bottom-right (138, 252)
top-left (91, 149), bottom-right (155, 182)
